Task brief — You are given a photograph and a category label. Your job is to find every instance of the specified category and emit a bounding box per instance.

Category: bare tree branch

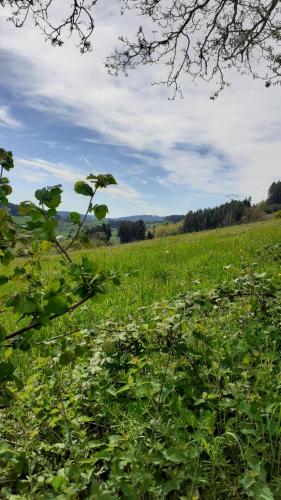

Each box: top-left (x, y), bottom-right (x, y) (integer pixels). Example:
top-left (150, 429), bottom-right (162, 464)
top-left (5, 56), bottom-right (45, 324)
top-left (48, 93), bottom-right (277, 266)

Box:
top-left (106, 0), bottom-right (281, 97)
top-left (1, 1), bottom-right (280, 95)
top-left (1, 0), bottom-right (98, 52)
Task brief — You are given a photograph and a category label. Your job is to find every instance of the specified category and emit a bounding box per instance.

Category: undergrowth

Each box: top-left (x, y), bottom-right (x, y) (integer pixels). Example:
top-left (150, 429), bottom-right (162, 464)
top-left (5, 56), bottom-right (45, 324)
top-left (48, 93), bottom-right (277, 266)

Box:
top-left (0, 243), bottom-right (281, 499)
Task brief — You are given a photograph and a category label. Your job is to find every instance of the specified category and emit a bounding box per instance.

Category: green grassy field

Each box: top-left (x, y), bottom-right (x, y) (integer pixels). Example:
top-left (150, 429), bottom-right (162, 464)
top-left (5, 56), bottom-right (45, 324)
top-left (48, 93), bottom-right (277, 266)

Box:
top-left (66, 219), bottom-right (281, 324)
top-left (1, 219), bottom-right (281, 346)
top-left (1, 219), bottom-right (281, 498)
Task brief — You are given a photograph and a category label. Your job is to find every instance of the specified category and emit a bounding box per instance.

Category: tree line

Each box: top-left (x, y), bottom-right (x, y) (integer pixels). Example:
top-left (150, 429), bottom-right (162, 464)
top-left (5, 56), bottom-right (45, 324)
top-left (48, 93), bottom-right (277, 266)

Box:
top-left (9, 180), bottom-right (281, 245)
top-left (264, 181), bottom-right (281, 213)
top-left (182, 199), bottom-right (251, 234)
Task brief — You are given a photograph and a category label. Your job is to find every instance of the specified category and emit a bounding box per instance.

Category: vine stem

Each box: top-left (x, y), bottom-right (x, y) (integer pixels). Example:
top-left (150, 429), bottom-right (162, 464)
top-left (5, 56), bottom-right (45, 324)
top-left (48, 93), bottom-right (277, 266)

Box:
top-left (64, 186), bottom-right (97, 251)
top-left (4, 293), bottom-right (94, 341)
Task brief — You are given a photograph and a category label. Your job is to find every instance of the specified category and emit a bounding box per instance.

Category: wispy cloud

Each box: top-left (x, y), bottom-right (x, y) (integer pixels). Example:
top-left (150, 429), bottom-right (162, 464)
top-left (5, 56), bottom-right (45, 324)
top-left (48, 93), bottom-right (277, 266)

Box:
top-left (16, 158), bottom-right (81, 183)
top-left (0, 106), bottom-right (22, 129)
top-left (15, 156), bottom-right (151, 207)
top-left (0, 2), bottom-right (280, 210)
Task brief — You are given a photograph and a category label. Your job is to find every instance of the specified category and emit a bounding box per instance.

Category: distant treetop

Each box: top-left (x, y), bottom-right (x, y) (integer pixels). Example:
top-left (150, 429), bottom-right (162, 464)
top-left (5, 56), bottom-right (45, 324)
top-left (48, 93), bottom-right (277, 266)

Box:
top-left (267, 181), bottom-right (281, 205)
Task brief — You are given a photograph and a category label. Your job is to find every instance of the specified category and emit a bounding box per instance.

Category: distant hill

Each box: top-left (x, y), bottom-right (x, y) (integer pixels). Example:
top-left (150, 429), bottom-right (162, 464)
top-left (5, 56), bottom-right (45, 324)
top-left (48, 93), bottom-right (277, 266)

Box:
top-left (108, 215), bottom-right (164, 223)
top-left (57, 210), bottom-right (94, 221)
top-left (7, 202), bottom-right (19, 215)
top-left (8, 203), bottom-right (183, 226)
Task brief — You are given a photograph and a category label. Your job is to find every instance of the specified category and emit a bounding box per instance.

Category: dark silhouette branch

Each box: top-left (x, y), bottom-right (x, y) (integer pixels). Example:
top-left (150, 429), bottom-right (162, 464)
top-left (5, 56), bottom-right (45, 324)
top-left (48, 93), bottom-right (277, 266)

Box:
top-left (1, 1), bottom-right (280, 94)
top-left (1, 0), bottom-right (98, 52)
top-left (106, 0), bottom-right (281, 97)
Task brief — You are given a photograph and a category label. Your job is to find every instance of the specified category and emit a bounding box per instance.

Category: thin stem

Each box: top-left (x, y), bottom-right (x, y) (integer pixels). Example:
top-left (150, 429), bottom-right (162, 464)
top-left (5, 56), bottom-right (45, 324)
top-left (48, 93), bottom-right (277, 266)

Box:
top-left (4, 294), bottom-right (94, 342)
top-left (64, 187), bottom-right (97, 251)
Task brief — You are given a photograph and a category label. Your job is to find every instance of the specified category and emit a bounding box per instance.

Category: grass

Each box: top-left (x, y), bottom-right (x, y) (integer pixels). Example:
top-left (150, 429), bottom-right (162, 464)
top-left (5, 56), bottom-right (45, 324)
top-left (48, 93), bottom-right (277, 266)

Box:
top-left (72, 219), bottom-right (281, 321)
top-left (1, 219), bottom-right (281, 498)
top-left (1, 220), bottom-right (281, 337)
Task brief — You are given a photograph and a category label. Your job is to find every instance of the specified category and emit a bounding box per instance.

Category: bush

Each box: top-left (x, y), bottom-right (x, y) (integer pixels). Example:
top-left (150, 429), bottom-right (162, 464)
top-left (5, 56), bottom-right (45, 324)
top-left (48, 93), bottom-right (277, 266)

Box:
top-left (154, 221), bottom-right (183, 237)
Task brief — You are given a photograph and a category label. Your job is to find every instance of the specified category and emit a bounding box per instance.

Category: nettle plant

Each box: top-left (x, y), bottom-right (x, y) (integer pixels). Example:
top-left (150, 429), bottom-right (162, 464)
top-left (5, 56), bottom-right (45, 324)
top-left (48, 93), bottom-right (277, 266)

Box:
top-left (0, 148), bottom-right (119, 390)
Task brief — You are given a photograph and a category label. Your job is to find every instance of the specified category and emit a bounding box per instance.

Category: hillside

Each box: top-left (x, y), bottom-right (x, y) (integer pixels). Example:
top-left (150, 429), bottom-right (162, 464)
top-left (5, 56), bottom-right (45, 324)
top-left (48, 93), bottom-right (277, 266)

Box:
top-left (8, 203), bottom-right (165, 224)
top-left (1, 219), bottom-right (281, 497)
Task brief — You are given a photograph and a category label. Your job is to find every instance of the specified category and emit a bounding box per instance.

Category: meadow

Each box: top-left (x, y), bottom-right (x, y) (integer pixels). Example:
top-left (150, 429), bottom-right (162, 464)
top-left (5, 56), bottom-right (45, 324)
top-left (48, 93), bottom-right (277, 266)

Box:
top-left (1, 219), bottom-right (281, 498)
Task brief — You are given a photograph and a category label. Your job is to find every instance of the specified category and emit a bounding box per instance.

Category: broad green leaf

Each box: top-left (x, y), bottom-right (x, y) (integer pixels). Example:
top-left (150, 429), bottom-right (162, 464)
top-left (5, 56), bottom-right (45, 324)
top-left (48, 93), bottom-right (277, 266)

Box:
top-left (48, 279), bottom-right (62, 295)
top-left (93, 204), bottom-right (108, 220)
top-left (6, 293), bottom-right (37, 315)
top-left (42, 219), bottom-right (57, 241)
top-left (46, 295), bottom-right (69, 315)
top-left (0, 184), bottom-right (12, 198)
top-left (51, 475), bottom-right (66, 492)
top-left (163, 448), bottom-right (186, 463)
top-left (35, 185), bottom-right (62, 208)
top-left (70, 211), bottom-right (81, 224)
top-left (0, 176), bottom-right (9, 184)
top-left (74, 181), bottom-right (93, 197)
top-left (258, 485), bottom-right (274, 500)
top-left (162, 479), bottom-right (180, 496)
top-left (0, 149), bottom-right (14, 171)
top-left (240, 470), bottom-right (257, 490)
top-left (47, 208), bottom-right (57, 217)
top-left (93, 450), bottom-right (111, 461)
top-left (87, 173), bottom-right (117, 188)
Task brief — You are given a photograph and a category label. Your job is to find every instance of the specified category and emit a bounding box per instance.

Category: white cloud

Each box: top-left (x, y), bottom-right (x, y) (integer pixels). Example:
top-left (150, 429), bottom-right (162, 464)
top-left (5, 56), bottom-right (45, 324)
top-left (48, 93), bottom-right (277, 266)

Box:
top-left (15, 156), bottom-right (152, 208)
top-left (16, 158), bottom-right (81, 183)
top-left (0, 106), bottom-right (22, 129)
top-left (0, 3), bottom-right (280, 206)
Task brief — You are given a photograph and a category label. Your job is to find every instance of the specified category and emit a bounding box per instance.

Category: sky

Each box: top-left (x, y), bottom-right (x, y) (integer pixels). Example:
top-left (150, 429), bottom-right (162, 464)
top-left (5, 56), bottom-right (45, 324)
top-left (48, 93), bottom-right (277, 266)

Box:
top-left (0, 2), bottom-right (280, 217)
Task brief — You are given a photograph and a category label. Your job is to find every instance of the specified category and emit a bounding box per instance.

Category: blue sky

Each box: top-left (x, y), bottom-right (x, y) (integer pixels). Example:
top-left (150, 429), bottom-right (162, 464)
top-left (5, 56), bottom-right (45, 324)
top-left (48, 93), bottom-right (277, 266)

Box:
top-left (0, 3), bottom-right (280, 217)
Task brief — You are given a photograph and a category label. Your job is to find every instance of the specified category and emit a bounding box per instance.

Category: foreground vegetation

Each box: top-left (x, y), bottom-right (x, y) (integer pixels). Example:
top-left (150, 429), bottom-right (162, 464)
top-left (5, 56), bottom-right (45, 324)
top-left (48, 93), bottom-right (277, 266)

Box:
top-left (1, 218), bottom-right (281, 498)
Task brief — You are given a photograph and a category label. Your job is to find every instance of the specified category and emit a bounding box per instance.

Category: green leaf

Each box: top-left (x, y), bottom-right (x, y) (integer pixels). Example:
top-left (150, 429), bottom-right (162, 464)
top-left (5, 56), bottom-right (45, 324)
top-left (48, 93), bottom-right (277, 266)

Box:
top-left (258, 485), bottom-right (274, 500)
top-left (163, 448), bottom-right (186, 463)
top-left (87, 173), bottom-right (117, 188)
top-left (46, 295), bottom-right (69, 315)
top-left (0, 149), bottom-right (14, 171)
top-left (0, 184), bottom-right (12, 199)
top-left (48, 208), bottom-right (57, 217)
top-left (0, 176), bottom-right (9, 184)
top-left (162, 479), bottom-right (180, 496)
top-left (74, 181), bottom-right (94, 197)
top-left (70, 211), bottom-right (81, 224)
top-left (93, 204), bottom-right (108, 220)
top-left (51, 474), bottom-right (66, 492)
top-left (93, 450), bottom-right (112, 462)
top-left (42, 219), bottom-right (57, 241)
top-left (35, 185), bottom-right (62, 208)
top-left (240, 470), bottom-right (257, 491)
top-left (6, 293), bottom-right (37, 315)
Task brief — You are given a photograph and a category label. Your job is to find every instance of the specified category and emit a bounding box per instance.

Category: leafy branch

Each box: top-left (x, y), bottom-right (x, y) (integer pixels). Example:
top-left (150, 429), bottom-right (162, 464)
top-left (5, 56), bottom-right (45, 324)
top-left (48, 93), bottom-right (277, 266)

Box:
top-left (0, 148), bottom-right (119, 384)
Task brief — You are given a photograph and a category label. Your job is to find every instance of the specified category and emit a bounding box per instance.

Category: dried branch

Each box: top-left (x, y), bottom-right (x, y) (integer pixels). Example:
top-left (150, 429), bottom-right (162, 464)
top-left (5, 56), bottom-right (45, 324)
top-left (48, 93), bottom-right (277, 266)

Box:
top-left (1, 0), bottom-right (98, 52)
top-left (106, 0), bottom-right (281, 96)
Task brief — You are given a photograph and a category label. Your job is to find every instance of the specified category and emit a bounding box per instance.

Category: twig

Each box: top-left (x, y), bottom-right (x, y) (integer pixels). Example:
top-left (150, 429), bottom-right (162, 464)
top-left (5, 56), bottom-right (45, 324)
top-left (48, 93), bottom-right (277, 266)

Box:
top-left (4, 294), bottom-right (94, 342)
top-left (64, 187), bottom-right (97, 251)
